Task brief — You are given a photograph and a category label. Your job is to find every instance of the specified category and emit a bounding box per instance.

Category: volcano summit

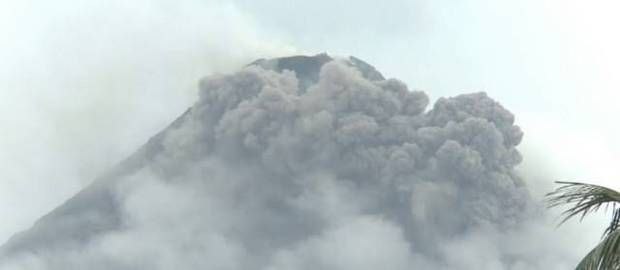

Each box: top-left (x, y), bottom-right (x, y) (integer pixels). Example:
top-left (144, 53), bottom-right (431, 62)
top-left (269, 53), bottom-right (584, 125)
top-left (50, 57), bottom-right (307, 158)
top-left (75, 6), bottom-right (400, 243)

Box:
top-left (0, 54), bottom-right (535, 269)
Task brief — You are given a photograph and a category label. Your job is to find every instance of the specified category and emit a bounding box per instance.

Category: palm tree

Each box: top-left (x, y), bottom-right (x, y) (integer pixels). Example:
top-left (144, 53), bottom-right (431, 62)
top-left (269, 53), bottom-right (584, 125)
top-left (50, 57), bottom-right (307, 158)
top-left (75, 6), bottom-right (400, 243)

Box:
top-left (547, 181), bottom-right (620, 269)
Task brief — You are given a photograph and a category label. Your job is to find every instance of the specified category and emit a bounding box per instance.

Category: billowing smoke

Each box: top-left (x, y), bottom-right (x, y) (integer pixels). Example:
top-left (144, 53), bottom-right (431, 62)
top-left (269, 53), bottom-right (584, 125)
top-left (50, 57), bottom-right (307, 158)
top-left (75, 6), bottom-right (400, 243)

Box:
top-left (0, 55), bottom-right (577, 269)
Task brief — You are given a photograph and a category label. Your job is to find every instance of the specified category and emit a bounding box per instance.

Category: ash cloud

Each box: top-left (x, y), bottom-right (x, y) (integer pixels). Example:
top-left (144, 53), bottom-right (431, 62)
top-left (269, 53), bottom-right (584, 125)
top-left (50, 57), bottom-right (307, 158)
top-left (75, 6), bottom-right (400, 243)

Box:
top-left (0, 55), bottom-right (575, 269)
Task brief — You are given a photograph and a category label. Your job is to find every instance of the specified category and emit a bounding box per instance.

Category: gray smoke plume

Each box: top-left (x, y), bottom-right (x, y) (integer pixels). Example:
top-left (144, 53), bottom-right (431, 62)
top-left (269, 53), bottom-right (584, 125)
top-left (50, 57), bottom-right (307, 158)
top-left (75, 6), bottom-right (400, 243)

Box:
top-left (0, 54), bottom-right (575, 269)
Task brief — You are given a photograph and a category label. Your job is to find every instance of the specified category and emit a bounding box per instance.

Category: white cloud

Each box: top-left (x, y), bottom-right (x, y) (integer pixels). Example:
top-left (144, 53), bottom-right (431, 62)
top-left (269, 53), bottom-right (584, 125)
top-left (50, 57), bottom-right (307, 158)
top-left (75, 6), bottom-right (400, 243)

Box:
top-left (2, 0), bottom-right (620, 268)
top-left (0, 0), bottom-right (296, 244)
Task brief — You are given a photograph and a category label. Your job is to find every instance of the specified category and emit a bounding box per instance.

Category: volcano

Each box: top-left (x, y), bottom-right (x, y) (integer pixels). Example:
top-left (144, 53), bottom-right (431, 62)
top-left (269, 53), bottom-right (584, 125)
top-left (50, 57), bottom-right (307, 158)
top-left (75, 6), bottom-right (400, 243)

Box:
top-left (0, 54), bottom-right (531, 269)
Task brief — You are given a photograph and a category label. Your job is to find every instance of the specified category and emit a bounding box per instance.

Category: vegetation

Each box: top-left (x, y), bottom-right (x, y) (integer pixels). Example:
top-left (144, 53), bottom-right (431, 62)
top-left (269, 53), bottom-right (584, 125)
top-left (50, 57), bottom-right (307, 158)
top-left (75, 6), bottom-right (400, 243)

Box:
top-left (547, 181), bottom-right (620, 269)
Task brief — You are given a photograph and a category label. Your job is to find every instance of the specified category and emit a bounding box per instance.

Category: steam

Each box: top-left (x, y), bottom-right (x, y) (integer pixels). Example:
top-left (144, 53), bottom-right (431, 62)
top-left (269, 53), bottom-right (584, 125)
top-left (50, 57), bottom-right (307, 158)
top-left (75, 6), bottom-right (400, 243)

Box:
top-left (0, 58), bottom-right (578, 269)
top-left (1, 56), bottom-right (588, 270)
top-left (0, 0), bottom-right (298, 248)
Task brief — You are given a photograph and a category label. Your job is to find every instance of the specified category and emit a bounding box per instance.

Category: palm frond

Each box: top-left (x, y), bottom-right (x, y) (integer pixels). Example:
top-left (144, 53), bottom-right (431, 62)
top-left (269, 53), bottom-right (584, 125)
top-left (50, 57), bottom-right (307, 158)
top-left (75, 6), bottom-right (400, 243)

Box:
top-left (605, 209), bottom-right (620, 238)
top-left (546, 181), bottom-right (620, 227)
top-left (547, 181), bottom-right (620, 270)
top-left (576, 229), bottom-right (620, 270)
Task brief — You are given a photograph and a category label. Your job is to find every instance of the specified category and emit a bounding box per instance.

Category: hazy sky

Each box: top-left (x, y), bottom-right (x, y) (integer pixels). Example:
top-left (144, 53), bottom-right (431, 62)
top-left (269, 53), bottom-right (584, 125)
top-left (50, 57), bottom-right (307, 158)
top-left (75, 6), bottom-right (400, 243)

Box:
top-left (0, 0), bottom-right (618, 256)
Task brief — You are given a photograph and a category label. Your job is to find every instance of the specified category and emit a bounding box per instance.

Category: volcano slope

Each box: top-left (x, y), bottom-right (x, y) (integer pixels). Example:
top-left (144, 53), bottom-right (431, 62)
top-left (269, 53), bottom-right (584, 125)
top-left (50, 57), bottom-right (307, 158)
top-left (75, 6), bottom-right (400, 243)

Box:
top-left (0, 54), bottom-right (539, 269)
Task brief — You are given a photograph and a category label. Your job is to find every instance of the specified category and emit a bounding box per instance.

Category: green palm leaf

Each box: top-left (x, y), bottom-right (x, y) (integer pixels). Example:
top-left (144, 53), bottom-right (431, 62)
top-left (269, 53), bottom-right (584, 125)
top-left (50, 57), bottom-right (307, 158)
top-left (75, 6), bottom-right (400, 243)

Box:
top-left (575, 229), bottom-right (620, 270)
top-left (547, 181), bottom-right (620, 270)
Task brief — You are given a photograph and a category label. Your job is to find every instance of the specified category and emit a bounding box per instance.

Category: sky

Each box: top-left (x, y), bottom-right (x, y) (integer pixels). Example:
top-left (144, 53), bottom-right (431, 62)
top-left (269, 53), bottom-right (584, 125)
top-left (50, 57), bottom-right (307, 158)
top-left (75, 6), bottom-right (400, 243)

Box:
top-left (0, 0), bottom-right (618, 260)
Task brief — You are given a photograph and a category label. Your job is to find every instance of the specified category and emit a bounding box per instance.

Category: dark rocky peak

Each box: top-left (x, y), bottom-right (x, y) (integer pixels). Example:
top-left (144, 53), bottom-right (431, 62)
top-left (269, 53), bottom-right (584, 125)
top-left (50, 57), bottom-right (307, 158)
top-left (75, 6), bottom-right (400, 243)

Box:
top-left (250, 53), bottom-right (385, 91)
